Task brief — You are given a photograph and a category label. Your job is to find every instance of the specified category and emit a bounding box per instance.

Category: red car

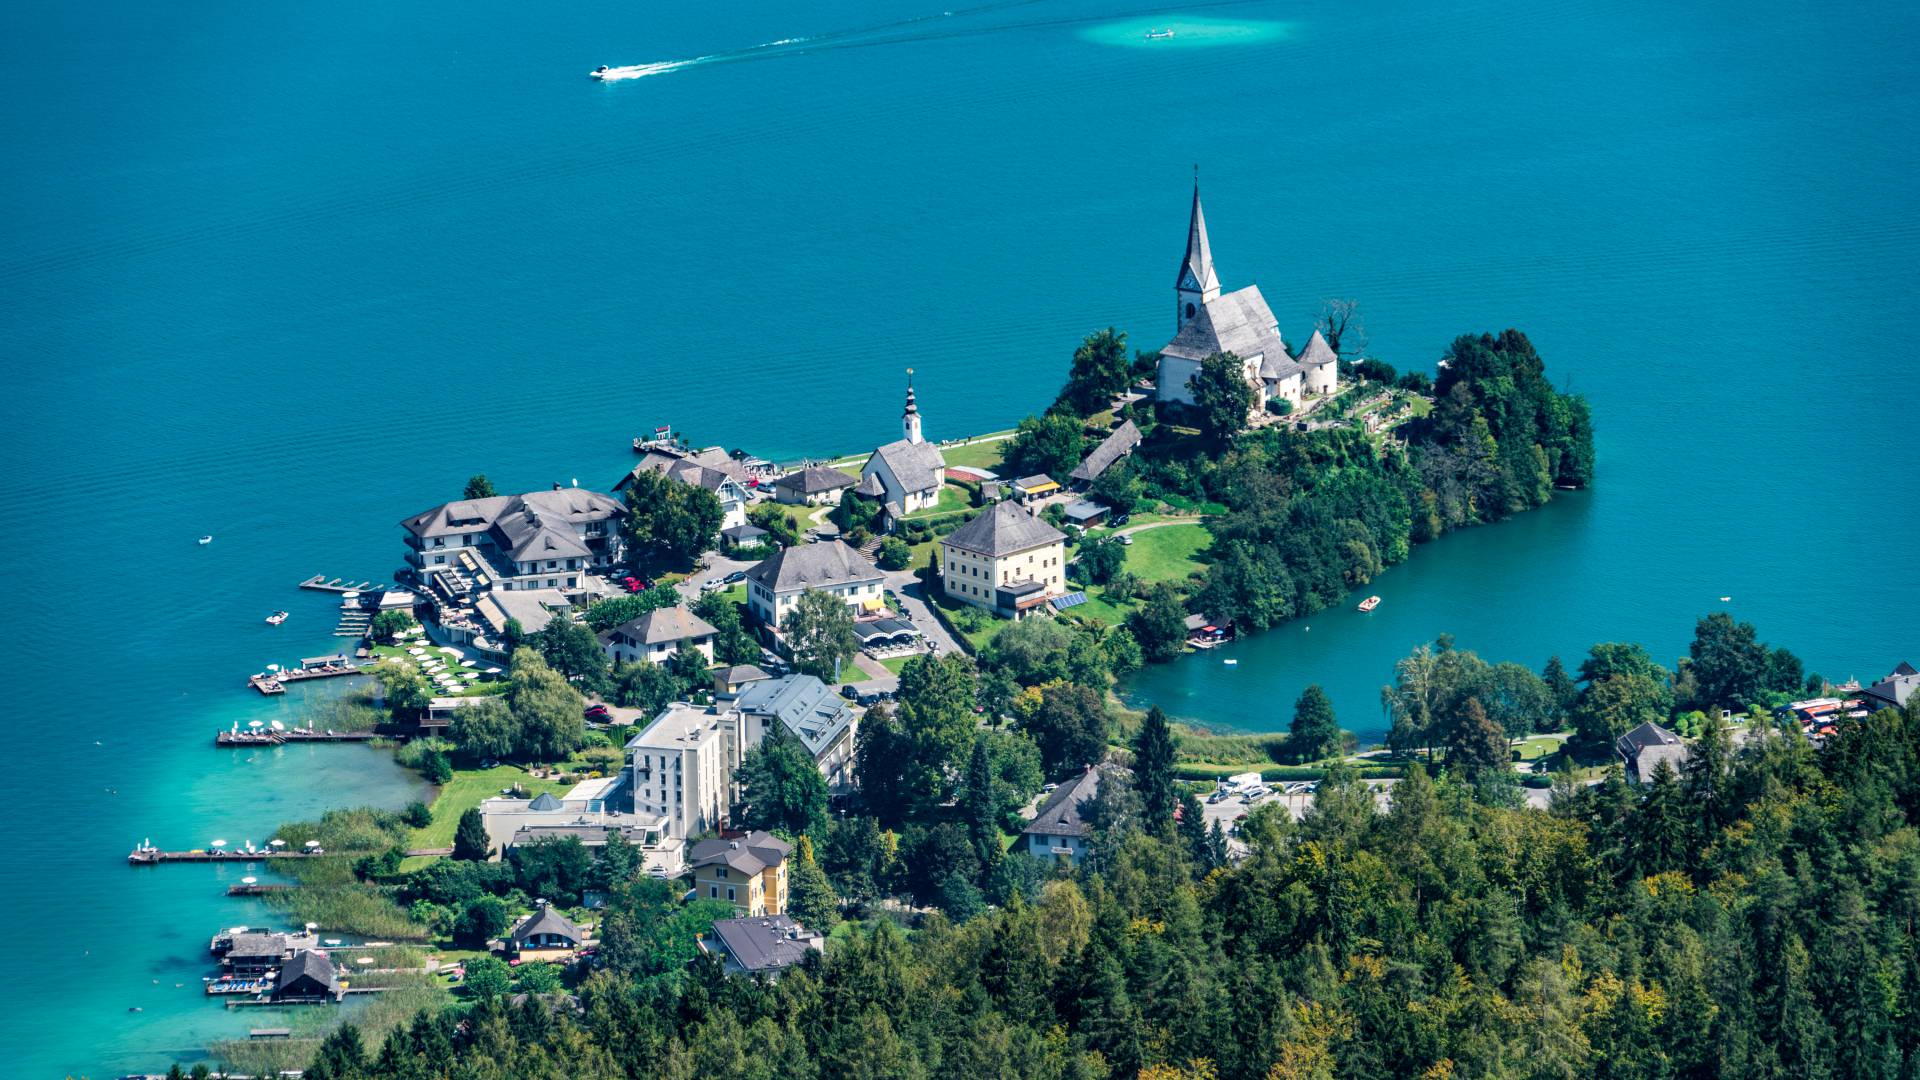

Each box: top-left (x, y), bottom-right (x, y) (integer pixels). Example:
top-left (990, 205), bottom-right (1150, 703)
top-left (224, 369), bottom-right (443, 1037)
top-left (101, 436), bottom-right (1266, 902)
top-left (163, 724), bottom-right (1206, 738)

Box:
top-left (584, 704), bottom-right (612, 722)
top-left (622, 576), bottom-right (650, 593)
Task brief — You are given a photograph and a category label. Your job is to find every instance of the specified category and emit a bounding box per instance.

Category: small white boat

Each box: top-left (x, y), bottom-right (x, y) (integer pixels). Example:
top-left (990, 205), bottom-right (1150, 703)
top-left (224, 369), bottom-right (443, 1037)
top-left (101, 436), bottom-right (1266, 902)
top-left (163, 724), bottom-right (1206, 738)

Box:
top-left (1222, 658), bottom-right (1237, 665)
top-left (1144, 27), bottom-right (1176, 40)
top-left (1358, 595), bottom-right (1382, 612)
top-left (198, 535), bottom-right (213, 545)
top-left (589, 65), bottom-right (611, 79)
top-left (1719, 596), bottom-right (1732, 602)
top-left (265, 611), bottom-right (289, 626)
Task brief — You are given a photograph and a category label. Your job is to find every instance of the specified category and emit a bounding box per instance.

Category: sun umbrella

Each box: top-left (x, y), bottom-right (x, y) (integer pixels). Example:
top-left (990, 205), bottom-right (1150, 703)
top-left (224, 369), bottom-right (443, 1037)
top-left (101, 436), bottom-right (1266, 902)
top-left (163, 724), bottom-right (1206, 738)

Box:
top-left (306, 922), bottom-right (319, 931)
top-left (304, 839), bottom-right (322, 848)
top-left (269, 839), bottom-right (286, 848)
top-left (356, 956), bottom-right (375, 965)
top-left (270, 720), bottom-right (285, 731)
top-left (248, 720), bottom-right (264, 728)
top-left (267, 664), bottom-right (280, 672)
top-left (210, 839), bottom-right (227, 848)
top-left (241, 876), bottom-right (257, 885)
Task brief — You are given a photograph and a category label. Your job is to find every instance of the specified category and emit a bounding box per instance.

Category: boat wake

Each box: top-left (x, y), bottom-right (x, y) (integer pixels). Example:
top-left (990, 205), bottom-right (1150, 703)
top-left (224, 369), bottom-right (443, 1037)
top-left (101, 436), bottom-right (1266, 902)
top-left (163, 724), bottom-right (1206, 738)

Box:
top-left (591, 58), bottom-right (708, 81)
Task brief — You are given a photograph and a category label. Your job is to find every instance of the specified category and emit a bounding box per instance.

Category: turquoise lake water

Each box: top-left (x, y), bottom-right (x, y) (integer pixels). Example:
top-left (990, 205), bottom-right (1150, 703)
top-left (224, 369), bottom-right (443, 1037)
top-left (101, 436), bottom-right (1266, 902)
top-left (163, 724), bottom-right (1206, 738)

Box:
top-left (3, 0), bottom-right (1916, 1073)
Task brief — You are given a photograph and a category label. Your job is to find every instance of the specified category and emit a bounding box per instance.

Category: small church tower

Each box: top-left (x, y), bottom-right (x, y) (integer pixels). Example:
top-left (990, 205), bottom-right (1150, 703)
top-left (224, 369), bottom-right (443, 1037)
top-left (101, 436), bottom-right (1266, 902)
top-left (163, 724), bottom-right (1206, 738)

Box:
top-left (1175, 174), bottom-right (1221, 333)
top-left (901, 369), bottom-right (923, 445)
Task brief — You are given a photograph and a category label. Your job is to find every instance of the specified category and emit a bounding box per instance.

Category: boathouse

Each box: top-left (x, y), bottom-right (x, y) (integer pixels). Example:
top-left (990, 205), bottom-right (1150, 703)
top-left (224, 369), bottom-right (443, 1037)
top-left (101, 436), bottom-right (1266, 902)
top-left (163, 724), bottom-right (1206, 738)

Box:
top-left (272, 950), bottom-right (340, 1003)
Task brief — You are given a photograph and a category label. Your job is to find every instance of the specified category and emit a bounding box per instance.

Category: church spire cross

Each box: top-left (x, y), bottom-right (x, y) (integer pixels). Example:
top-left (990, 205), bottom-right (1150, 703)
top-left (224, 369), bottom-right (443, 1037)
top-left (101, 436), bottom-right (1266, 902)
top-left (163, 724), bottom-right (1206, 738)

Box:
top-left (1175, 171), bottom-right (1221, 331)
top-left (901, 369), bottom-right (924, 444)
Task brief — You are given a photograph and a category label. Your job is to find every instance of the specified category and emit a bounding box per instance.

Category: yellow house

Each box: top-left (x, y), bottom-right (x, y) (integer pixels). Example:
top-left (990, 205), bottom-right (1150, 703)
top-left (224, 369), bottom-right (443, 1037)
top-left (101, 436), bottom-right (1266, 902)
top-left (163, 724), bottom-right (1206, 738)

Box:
top-left (939, 500), bottom-right (1068, 619)
top-left (689, 832), bottom-right (792, 916)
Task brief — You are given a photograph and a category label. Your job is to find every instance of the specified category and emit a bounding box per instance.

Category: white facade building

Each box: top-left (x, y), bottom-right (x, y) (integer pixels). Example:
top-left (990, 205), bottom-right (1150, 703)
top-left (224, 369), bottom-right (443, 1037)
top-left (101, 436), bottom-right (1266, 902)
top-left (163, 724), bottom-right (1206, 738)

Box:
top-left (744, 541), bottom-right (886, 630)
top-left (625, 702), bottom-right (732, 840)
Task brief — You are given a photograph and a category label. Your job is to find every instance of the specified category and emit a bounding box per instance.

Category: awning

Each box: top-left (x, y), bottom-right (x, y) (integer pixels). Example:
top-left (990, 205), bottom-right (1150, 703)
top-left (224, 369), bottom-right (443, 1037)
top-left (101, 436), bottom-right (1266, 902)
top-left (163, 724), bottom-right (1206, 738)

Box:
top-left (861, 597), bottom-right (886, 612)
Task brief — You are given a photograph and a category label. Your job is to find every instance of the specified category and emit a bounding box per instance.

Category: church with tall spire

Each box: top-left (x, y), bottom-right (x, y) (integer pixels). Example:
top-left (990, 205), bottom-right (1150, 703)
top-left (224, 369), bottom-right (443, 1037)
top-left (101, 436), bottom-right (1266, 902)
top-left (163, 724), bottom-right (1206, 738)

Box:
top-left (1156, 177), bottom-right (1337, 417)
top-left (859, 370), bottom-right (947, 524)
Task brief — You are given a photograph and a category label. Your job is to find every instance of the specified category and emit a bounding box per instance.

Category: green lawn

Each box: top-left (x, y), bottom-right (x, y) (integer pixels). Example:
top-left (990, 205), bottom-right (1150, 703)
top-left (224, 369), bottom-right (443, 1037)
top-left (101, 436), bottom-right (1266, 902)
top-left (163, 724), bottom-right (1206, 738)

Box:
top-left (406, 765), bottom-right (571, 851)
top-left (369, 645), bottom-right (504, 697)
top-left (1512, 732), bottom-right (1571, 761)
top-left (904, 483), bottom-right (973, 519)
top-left (836, 662), bottom-right (873, 684)
top-left (939, 435), bottom-right (1012, 471)
top-left (1121, 523), bottom-right (1210, 584)
top-left (879, 655), bottom-right (915, 674)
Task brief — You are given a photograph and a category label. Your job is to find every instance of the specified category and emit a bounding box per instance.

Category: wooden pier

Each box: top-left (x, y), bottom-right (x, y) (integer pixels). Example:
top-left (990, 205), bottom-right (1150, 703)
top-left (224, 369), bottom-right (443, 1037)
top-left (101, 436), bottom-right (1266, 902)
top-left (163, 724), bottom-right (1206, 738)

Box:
top-left (298, 574), bottom-right (389, 594)
top-left (226, 882), bottom-right (295, 896)
top-left (215, 728), bottom-right (378, 746)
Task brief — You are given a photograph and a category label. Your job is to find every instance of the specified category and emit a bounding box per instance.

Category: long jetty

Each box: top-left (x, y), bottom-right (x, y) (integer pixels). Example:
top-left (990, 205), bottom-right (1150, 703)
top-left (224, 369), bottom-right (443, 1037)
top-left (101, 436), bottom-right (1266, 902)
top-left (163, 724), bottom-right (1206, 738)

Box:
top-left (130, 845), bottom-right (451, 866)
top-left (215, 729), bottom-right (378, 747)
top-left (298, 574), bottom-right (388, 594)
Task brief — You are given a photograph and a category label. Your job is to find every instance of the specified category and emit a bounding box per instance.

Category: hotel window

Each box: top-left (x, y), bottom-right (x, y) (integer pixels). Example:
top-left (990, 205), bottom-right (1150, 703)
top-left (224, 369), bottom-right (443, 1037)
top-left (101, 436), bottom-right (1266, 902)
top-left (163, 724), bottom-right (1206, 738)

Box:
top-left (727, 886), bottom-right (736, 902)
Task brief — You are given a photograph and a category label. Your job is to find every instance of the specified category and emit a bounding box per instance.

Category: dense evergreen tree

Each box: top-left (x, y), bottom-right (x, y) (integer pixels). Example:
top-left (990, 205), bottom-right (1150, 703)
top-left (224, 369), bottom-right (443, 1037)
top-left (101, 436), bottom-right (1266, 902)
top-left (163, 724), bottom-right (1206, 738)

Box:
top-left (1288, 684), bottom-right (1341, 763)
top-left (619, 467), bottom-right (725, 568)
top-left (1055, 327), bottom-right (1133, 416)
top-left (735, 728), bottom-right (829, 837)
top-left (1132, 706), bottom-right (1177, 831)
top-left (451, 807), bottom-right (490, 860)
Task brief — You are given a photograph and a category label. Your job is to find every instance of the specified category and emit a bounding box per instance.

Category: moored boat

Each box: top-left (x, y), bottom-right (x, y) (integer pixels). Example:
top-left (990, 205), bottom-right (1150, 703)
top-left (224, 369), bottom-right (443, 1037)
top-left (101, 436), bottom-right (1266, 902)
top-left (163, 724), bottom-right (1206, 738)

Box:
top-left (198, 535), bottom-right (213, 545)
top-left (1358, 595), bottom-right (1381, 612)
top-left (1144, 27), bottom-right (1175, 39)
top-left (266, 611), bottom-right (289, 625)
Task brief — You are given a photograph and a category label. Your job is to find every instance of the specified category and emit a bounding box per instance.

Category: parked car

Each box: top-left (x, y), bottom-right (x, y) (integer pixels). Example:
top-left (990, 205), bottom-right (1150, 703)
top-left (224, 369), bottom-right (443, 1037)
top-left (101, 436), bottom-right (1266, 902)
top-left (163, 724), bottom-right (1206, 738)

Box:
top-left (722, 570), bottom-right (747, 584)
top-left (699, 578), bottom-right (726, 592)
top-left (622, 576), bottom-right (650, 593)
top-left (583, 704), bottom-right (611, 722)
top-left (838, 684), bottom-right (860, 701)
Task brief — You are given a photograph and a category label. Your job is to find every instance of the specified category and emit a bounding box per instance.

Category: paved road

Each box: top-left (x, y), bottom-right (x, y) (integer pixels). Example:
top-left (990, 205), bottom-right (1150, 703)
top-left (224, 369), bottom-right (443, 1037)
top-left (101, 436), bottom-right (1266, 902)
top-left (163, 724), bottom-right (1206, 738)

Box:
top-left (673, 553), bottom-right (757, 601)
top-left (882, 568), bottom-right (962, 656)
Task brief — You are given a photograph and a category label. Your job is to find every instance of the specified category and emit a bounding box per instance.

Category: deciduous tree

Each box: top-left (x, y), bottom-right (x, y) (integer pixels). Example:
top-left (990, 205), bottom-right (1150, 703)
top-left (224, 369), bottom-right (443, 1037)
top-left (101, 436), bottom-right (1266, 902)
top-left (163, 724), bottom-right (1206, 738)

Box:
top-left (782, 588), bottom-right (858, 681)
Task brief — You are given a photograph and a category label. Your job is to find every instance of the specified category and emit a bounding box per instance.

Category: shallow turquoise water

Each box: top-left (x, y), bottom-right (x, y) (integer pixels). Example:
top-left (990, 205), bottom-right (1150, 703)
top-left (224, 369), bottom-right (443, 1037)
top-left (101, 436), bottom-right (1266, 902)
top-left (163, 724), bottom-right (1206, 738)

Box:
top-left (3, 0), bottom-right (1917, 1073)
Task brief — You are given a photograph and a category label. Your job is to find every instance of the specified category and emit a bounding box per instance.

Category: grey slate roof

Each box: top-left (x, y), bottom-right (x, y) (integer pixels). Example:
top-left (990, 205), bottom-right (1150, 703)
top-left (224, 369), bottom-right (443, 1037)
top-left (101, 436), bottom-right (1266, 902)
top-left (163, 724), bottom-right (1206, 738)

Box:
top-left (1069, 420), bottom-right (1142, 484)
top-left (773, 467), bottom-right (858, 495)
top-left (1616, 721), bottom-right (1682, 755)
top-left (528, 792), bottom-right (563, 811)
top-left (1863, 661), bottom-right (1919, 710)
top-left (690, 831), bottom-right (793, 876)
top-left (941, 500), bottom-right (1066, 558)
top-left (715, 663), bottom-right (771, 686)
top-left (856, 471), bottom-right (887, 497)
top-left (401, 488), bottom-right (624, 541)
top-left (1176, 182), bottom-right (1220, 294)
top-left (744, 542), bottom-right (883, 594)
top-left (611, 605), bottom-right (717, 646)
top-left (721, 523), bottom-right (769, 543)
top-left (1023, 767), bottom-right (1105, 838)
top-left (705, 915), bottom-right (822, 974)
top-left (494, 508), bottom-right (593, 562)
top-left (621, 452), bottom-right (743, 498)
top-left (275, 950), bottom-right (337, 996)
top-left (1295, 328), bottom-right (1339, 370)
top-left (867, 439), bottom-right (946, 495)
top-left (734, 674), bottom-right (857, 759)
top-left (1161, 285), bottom-right (1295, 382)
top-left (510, 903), bottom-right (584, 946)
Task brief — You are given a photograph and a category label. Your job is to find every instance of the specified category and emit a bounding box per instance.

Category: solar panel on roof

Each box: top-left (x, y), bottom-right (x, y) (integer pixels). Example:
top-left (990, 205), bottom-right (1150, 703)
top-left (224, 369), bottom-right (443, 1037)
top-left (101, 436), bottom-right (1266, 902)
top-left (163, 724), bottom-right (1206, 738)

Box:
top-left (1051, 592), bottom-right (1088, 610)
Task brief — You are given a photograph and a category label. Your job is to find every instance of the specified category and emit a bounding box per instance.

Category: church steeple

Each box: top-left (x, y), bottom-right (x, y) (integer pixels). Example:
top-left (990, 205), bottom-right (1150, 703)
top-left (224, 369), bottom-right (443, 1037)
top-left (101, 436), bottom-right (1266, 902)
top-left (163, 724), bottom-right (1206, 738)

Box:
top-left (1175, 170), bottom-right (1221, 332)
top-left (902, 369), bottom-right (923, 445)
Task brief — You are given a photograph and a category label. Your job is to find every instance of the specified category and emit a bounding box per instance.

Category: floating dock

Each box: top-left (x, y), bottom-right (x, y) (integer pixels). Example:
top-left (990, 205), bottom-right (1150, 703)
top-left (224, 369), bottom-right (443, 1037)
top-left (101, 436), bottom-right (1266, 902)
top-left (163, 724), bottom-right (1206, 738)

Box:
top-left (131, 845), bottom-right (448, 865)
top-left (226, 882), bottom-right (295, 896)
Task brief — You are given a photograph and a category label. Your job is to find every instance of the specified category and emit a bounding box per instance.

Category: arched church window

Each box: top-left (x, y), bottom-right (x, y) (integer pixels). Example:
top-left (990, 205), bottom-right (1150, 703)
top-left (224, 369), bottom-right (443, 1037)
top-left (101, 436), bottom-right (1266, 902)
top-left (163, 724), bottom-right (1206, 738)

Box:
top-left (1185, 302), bottom-right (1196, 319)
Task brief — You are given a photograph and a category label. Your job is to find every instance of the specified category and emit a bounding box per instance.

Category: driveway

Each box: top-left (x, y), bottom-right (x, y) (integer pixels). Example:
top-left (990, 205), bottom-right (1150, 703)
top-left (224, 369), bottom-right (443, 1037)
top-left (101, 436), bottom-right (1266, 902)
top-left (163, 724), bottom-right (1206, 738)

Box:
top-left (673, 553), bottom-right (758, 602)
top-left (881, 568), bottom-right (963, 656)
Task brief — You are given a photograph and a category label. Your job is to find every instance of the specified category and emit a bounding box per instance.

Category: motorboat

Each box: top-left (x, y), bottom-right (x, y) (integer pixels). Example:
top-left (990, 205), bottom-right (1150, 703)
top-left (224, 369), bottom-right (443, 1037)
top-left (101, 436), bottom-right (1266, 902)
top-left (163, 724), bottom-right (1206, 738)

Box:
top-left (1144, 27), bottom-right (1176, 39)
top-left (590, 65), bottom-right (612, 79)
top-left (265, 611), bottom-right (289, 626)
top-left (198, 535), bottom-right (213, 545)
top-left (1358, 595), bottom-right (1381, 612)
top-left (1222, 658), bottom-right (1237, 666)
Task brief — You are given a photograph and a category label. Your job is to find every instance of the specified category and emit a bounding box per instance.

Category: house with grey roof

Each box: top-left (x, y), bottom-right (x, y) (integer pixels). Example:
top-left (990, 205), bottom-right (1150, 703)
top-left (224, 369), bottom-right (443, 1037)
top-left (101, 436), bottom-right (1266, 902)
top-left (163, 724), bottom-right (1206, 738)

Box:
top-left (1861, 661), bottom-right (1919, 713)
top-left (939, 501), bottom-right (1068, 619)
top-left (1154, 182), bottom-right (1336, 418)
top-left (733, 674), bottom-right (861, 788)
top-left (1616, 721), bottom-right (1690, 784)
top-left (400, 487), bottom-right (626, 602)
top-left (771, 466), bottom-right (859, 506)
top-left (744, 541), bottom-right (885, 630)
top-left (508, 900), bottom-right (585, 955)
top-left (1020, 766), bottom-right (1107, 864)
top-left (690, 832), bottom-right (793, 916)
top-left (272, 950), bottom-right (340, 1002)
top-left (618, 446), bottom-right (750, 530)
top-left (1069, 420), bottom-right (1142, 488)
top-left (600, 604), bottom-right (717, 666)
top-left (713, 663), bottom-right (773, 696)
top-left (860, 376), bottom-right (947, 520)
top-left (700, 914), bottom-right (824, 978)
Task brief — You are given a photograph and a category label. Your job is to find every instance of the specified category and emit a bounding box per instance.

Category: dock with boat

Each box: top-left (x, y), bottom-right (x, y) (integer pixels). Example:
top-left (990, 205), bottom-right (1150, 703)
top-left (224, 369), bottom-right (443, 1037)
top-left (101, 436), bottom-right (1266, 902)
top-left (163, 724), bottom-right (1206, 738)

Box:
top-left (247, 654), bottom-right (364, 695)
